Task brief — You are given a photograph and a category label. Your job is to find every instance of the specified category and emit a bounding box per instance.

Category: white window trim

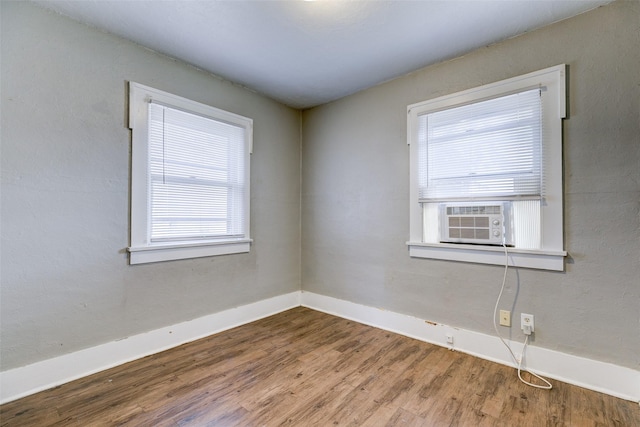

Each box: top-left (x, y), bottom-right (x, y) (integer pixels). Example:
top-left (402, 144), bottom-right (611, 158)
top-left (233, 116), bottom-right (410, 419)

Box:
top-left (128, 82), bottom-right (252, 265)
top-left (407, 65), bottom-right (567, 271)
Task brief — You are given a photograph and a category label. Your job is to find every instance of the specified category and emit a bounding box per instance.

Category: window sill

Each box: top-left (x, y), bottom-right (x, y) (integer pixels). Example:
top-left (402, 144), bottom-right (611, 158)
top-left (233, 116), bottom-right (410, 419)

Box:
top-left (407, 242), bottom-right (566, 271)
top-left (128, 239), bottom-right (252, 265)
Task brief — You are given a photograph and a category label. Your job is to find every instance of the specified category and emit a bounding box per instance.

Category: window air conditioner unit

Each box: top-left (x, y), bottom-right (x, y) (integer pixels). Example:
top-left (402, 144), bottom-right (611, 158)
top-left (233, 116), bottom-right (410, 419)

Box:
top-left (439, 202), bottom-right (513, 246)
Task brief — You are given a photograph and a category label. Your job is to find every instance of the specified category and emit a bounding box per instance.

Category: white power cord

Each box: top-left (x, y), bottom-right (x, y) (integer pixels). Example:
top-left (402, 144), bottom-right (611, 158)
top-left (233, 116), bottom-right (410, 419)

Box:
top-left (493, 243), bottom-right (552, 390)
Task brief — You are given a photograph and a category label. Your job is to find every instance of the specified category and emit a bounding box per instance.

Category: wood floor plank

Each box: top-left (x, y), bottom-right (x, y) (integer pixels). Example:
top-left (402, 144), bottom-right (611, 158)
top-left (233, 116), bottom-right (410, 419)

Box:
top-left (1, 307), bottom-right (638, 427)
top-left (381, 407), bottom-right (424, 427)
top-left (322, 371), bottom-right (392, 426)
top-left (400, 347), bottom-right (459, 416)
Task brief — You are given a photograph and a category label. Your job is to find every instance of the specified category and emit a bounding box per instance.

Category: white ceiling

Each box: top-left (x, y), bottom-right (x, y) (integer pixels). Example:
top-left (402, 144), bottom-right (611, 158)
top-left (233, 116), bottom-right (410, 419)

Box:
top-left (33, 0), bottom-right (611, 109)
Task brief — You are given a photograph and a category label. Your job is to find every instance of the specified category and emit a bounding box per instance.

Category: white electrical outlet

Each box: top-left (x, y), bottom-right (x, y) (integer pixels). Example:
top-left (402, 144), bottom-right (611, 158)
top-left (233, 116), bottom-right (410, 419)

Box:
top-left (499, 310), bottom-right (511, 327)
top-left (446, 333), bottom-right (454, 345)
top-left (521, 313), bottom-right (534, 335)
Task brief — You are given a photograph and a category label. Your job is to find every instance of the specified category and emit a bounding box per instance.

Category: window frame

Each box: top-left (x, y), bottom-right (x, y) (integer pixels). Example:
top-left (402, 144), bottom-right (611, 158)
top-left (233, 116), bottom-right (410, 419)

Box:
top-left (407, 65), bottom-right (567, 271)
top-left (128, 82), bottom-right (252, 265)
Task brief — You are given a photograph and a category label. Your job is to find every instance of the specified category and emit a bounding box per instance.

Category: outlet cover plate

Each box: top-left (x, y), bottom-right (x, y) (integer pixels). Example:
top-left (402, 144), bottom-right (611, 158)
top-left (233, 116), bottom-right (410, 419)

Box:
top-left (521, 313), bottom-right (535, 333)
top-left (499, 310), bottom-right (511, 327)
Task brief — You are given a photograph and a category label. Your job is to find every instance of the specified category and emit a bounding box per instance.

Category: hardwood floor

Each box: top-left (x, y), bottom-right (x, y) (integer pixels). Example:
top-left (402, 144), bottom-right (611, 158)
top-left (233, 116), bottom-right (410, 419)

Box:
top-left (1, 307), bottom-right (638, 426)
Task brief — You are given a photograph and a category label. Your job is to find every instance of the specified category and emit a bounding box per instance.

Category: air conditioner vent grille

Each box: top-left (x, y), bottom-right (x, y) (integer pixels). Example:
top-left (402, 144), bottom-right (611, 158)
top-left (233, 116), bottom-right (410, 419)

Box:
top-left (446, 205), bottom-right (502, 215)
top-left (440, 202), bottom-right (512, 246)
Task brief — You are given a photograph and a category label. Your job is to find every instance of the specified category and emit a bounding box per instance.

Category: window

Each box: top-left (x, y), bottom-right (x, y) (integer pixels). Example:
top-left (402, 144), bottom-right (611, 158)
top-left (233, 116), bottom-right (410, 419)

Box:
top-left (407, 65), bottom-right (567, 271)
top-left (128, 82), bottom-right (252, 264)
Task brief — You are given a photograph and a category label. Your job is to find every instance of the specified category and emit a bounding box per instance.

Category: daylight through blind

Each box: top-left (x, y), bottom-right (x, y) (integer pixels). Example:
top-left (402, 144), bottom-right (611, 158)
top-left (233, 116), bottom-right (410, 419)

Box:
top-left (418, 88), bottom-right (542, 201)
top-left (148, 102), bottom-right (246, 242)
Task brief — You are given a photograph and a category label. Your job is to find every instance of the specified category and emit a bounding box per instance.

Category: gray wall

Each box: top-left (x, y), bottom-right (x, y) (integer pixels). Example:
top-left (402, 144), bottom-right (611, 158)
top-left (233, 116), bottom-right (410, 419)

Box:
top-left (1, 2), bottom-right (301, 370)
top-left (302, 0), bottom-right (639, 369)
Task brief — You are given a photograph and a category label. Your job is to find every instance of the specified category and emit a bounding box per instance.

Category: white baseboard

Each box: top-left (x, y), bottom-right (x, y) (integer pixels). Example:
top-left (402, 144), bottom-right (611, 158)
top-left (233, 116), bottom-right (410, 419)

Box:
top-left (2, 290), bottom-right (638, 405)
top-left (301, 291), bottom-right (639, 403)
top-left (0, 291), bottom-right (301, 404)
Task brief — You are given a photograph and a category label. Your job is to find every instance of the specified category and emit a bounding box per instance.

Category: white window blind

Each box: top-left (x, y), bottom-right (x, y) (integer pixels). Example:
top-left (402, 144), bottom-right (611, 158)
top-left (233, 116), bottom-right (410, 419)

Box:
top-left (418, 88), bottom-right (542, 202)
top-left (148, 102), bottom-right (246, 242)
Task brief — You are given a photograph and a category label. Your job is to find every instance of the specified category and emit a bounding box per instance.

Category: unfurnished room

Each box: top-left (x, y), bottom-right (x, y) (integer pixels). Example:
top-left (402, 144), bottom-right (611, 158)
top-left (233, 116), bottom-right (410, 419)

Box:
top-left (0, 0), bottom-right (639, 425)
